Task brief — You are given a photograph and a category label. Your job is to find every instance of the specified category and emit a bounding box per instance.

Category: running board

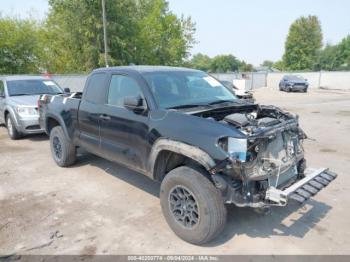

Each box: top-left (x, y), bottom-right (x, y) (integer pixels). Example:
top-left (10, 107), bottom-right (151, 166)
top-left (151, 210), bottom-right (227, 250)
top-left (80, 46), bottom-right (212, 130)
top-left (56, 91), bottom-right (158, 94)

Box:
top-left (265, 168), bottom-right (337, 206)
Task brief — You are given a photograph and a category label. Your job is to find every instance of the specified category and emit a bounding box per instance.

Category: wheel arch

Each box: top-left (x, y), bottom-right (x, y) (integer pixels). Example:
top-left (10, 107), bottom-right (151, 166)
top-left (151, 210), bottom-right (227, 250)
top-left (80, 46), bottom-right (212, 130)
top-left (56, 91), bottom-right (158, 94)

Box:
top-left (45, 114), bottom-right (71, 140)
top-left (149, 139), bottom-right (216, 182)
top-left (4, 106), bottom-right (19, 127)
top-left (4, 109), bottom-right (9, 121)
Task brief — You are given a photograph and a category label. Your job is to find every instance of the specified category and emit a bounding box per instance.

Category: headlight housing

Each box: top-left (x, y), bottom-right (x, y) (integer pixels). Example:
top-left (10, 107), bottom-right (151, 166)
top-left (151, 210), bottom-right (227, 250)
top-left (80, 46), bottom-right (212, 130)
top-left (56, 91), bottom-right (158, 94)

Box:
top-left (16, 106), bottom-right (38, 117)
top-left (219, 137), bottom-right (248, 162)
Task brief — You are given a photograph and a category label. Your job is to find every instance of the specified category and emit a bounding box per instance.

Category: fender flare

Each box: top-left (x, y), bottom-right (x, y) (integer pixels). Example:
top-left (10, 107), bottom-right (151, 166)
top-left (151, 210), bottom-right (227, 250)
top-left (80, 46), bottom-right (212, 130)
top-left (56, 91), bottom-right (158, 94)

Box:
top-left (45, 113), bottom-right (71, 141)
top-left (148, 138), bottom-right (216, 178)
top-left (3, 106), bottom-right (20, 128)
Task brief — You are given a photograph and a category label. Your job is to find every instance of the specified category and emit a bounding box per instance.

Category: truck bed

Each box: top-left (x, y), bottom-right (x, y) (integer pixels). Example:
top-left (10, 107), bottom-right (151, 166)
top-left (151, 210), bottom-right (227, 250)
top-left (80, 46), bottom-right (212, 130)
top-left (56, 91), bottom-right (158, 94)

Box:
top-left (38, 92), bottom-right (82, 136)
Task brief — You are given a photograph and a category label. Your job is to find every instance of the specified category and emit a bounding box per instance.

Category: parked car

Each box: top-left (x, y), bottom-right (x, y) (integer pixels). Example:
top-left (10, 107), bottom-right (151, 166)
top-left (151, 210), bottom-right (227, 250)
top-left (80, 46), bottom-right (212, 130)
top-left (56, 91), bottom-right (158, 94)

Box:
top-left (220, 80), bottom-right (255, 103)
top-left (38, 66), bottom-right (336, 245)
top-left (279, 75), bottom-right (309, 92)
top-left (0, 76), bottom-right (66, 139)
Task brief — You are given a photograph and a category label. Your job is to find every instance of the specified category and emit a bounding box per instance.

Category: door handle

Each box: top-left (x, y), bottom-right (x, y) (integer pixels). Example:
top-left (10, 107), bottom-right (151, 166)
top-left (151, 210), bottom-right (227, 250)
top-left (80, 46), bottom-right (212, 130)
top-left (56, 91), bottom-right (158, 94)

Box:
top-left (99, 114), bottom-right (111, 121)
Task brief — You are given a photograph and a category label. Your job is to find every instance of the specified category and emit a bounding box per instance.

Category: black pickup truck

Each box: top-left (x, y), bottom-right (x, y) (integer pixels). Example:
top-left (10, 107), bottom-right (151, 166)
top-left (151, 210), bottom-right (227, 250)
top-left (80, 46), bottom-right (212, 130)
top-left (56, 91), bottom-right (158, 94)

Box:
top-left (39, 66), bottom-right (336, 245)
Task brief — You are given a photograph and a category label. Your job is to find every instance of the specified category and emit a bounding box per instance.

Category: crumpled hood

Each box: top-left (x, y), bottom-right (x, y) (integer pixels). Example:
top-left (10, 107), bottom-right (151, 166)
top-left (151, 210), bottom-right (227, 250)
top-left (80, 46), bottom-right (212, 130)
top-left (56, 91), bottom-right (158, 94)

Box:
top-left (9, 95), bottom-right (40, 107)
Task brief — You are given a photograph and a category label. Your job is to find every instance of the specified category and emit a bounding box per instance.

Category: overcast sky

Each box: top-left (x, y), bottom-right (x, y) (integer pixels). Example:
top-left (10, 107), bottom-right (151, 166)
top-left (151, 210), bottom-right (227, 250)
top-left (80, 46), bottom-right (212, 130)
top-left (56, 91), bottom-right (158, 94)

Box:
top-left (1, 0), bottom-right (350, 66)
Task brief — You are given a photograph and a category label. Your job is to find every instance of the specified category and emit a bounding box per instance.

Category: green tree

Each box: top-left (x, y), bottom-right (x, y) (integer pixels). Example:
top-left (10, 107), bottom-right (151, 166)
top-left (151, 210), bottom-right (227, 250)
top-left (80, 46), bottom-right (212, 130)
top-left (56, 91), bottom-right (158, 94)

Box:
top-left (135, 0), bottom-right (196, 66)
top-left (42, 0), bottom-right (138, 72)
top-left (239, 61), bottom-right (254, 72)
top-left (190, 53), bottom-right (212, 71)
top-left (314, 36), bottom-right (350, 71)
top-left (273, 60), bottom-right (285, 71)
top-left (0, 17), bottom-right (41, 74)
top-left (42, 0), bottom-right (195, 73)
top-left (314, 44), bottom-right (339, 71)
top-left (261, 60), bottom-right (274, 68)
top-left (209, 54), bottom-right (240, 73)
top-left (336, 35), bottom-right (350, 69)
top-left (283, 15), bottom-right (323, 71)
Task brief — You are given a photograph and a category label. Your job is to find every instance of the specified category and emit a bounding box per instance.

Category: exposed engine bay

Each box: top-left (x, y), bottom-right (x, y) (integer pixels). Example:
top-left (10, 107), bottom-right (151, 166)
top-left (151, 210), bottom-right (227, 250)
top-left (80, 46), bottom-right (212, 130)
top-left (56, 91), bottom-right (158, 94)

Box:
top-left (221, 106), bottom-right (306, 185)
top-left (193, 104), bottom-right (312, 207)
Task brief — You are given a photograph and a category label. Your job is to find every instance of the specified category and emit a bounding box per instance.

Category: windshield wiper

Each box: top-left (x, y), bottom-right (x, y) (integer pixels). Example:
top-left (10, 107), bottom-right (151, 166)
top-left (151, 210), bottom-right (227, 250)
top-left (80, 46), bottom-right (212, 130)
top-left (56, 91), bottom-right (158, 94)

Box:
top-left (10, 94), bottom-right (32, 96)
top-left (168, 103), bottom-right (211, 110)
top-left (208, 100), bottom-right (238, 105)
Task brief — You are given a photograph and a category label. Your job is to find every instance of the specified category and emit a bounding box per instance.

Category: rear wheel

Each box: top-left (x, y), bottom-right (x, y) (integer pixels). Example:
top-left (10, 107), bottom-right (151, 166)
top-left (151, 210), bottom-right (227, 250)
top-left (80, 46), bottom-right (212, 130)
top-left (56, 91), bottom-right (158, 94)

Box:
top-left (160, 166), bottom-right (227, 245)
top-left (6, 115), bottom-right (21, 140)
top-left (50, 126), bottom-right (76, 167)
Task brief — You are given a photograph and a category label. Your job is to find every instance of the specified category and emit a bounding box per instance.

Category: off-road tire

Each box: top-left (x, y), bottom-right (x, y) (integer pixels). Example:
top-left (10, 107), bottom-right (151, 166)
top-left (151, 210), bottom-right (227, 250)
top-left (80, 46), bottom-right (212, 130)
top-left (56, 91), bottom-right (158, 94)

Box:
top-left (6, 115), bottom-right (21, 140)
top-left (50, 126), bottom-right (76, 167)
top-left (160, 166), bottom-right (227, 245)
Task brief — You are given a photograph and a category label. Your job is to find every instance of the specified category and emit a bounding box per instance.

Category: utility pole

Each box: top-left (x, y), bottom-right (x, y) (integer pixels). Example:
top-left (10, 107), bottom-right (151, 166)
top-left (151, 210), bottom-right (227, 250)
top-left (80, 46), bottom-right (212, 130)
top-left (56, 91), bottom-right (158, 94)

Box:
top-left (102, 0), bottom-right (109, 67)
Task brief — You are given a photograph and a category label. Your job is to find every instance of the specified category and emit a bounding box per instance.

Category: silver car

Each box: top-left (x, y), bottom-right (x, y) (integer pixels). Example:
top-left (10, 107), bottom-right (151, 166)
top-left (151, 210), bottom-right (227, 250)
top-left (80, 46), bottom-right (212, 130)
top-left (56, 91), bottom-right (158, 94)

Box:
top-left (0, 76), bottom-right (65, 139)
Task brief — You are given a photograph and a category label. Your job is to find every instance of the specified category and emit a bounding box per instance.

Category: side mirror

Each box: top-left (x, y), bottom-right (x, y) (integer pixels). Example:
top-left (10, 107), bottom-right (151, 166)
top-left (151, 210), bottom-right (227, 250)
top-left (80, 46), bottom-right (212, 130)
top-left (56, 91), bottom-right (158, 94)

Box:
top-left (64, 87), bottom-right (71, 93)
top-left (124, 95), bottom-right (146, 113)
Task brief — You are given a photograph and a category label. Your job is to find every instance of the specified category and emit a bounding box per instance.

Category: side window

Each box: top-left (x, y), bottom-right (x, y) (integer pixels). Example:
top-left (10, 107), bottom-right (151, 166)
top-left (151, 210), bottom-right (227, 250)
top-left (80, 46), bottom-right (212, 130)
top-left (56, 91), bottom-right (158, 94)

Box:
top-left (0, 81), bottom-right (4, 97)
top-left (107, 75), bottom-right (142, 107)
top-left (85, 73), bottom-right (107, 103)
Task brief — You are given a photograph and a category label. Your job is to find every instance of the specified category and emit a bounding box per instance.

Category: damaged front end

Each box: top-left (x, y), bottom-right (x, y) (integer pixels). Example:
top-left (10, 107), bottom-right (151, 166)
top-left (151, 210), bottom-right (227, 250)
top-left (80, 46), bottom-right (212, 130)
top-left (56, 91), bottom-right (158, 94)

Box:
top-left (197, 105), bottom-right (337, 208)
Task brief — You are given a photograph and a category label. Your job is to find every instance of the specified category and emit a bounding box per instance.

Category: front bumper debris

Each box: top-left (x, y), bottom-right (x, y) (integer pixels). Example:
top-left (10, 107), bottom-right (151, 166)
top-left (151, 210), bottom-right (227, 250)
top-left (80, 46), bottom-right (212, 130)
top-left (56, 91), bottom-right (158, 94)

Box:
top-left (265, 168), bottom-right (337, 206)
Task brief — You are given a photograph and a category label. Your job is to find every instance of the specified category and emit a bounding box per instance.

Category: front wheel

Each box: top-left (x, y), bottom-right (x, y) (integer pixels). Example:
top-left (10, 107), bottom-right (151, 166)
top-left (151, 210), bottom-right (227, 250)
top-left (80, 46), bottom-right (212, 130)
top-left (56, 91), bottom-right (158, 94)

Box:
top-left (6, 115), bottom-right (21, 140)
top-left (50, 126), bottom-right (76, 167)
top-left (160, 166), bottom-right (227, 245)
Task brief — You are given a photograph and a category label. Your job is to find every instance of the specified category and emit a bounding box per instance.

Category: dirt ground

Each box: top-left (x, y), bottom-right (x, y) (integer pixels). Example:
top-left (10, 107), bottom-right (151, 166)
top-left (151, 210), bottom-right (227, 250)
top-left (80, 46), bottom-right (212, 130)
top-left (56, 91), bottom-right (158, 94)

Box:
top-left (1, 88), bottom-right (350, 255)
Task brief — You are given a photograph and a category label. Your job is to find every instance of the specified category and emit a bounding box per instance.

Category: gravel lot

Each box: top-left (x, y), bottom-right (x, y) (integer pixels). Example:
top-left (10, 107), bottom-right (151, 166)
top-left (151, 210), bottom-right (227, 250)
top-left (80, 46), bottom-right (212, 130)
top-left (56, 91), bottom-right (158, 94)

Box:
top-left (1, 88), bottom-right (350, 255)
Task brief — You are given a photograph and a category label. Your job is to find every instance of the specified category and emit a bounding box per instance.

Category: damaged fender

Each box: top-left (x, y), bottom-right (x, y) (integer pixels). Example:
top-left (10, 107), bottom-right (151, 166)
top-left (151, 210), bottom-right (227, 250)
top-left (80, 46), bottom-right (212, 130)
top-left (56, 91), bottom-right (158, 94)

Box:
top-left (148, 138), bottom-right (216, 178)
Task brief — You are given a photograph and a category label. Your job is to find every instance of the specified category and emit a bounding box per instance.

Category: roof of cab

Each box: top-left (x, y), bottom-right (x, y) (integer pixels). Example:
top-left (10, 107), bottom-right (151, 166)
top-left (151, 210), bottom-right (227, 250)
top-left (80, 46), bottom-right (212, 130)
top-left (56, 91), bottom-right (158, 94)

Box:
top-left (92, 65), bottom-right (200, 74)
top-left (0, 75), bottom-right (51, 81)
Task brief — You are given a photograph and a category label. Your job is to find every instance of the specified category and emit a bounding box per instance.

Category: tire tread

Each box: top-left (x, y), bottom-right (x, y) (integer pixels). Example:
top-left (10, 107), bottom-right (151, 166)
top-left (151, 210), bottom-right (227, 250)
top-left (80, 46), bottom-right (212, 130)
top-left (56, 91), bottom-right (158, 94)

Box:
top-left (160, 166), bottom-right (227, 245)
top-left (50, 126), bottom-right (76, 167)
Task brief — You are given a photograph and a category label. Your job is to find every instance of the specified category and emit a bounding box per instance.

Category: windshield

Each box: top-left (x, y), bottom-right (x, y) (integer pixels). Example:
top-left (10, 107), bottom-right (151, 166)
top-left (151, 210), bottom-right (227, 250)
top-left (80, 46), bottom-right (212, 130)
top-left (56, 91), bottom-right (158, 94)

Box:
top-left (143, 71), bottom-right (237, 109)
top-left (286, 75), bottom-right (305, 81)
top-left (7, 79), bottom-right (63, 96)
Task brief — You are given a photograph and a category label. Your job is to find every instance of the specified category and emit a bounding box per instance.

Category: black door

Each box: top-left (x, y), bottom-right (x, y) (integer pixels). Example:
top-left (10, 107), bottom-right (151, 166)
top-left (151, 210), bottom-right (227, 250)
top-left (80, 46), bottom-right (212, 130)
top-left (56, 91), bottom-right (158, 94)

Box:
top-left (78, 73), bottom-right (108, 155)
top-left (100, 74), bottom-right (150, 173)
